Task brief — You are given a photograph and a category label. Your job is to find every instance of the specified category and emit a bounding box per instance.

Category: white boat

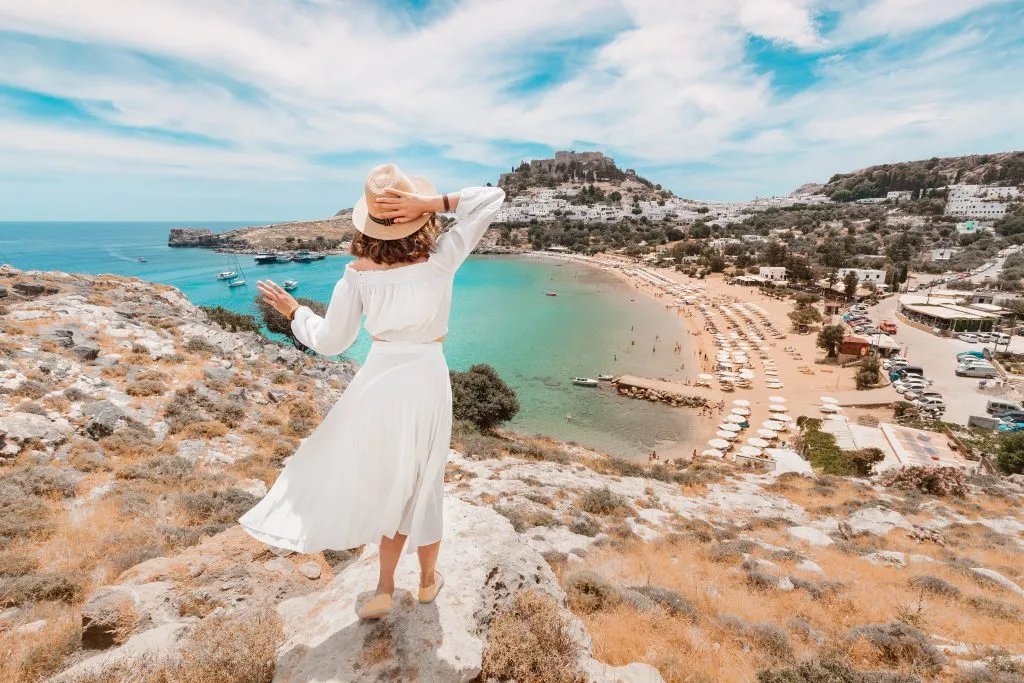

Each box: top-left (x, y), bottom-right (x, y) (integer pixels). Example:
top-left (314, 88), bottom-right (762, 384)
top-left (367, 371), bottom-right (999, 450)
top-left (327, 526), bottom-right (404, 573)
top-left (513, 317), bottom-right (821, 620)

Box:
top-left (282, 279), bottom-right (298, 291)
top-left (216, 271), bottom-right (237, 280)
top-left (227, 255), bottom-right (247, 287)
top-left (275, 252), bottom-right (293, 263)
top-left (571, 377), bottom-right (599, 387)
top-left (597, 374), bottom-right (615, 381)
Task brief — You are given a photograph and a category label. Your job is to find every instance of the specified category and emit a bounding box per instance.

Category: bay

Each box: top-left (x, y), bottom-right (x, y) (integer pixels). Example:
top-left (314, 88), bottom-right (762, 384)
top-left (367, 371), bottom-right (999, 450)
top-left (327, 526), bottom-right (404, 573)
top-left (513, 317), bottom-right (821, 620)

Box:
top-left (0, 221), bottom-right (696, 459)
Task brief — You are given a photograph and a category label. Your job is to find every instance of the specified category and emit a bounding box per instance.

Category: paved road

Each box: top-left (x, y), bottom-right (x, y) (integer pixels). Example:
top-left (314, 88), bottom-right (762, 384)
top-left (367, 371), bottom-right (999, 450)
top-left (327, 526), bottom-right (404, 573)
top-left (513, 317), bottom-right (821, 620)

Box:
top-left (870, 297), bottom-right (1023, 426)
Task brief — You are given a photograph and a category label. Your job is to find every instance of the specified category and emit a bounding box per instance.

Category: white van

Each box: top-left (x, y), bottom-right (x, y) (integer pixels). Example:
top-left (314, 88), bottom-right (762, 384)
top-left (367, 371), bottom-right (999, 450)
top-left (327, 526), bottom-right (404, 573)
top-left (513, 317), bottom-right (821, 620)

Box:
top-left (987, 399), bottom-right (1023, 415)
top-left (957, 364), bottom-right (998, 378)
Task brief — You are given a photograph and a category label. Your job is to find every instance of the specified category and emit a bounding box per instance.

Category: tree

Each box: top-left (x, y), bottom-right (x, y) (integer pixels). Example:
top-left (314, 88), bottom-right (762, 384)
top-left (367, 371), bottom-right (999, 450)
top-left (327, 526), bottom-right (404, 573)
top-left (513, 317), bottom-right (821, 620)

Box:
top-left (843, 271), bottom-right (859, 301)
top-left (608, 191), bottom-right (622, 202)
top-left (763, 241), bottom-right (787, 267)
top-left (997, 432), bottom-right (1024, 475)
top-left (856, 356), bottom-right (881, 389)
top-left (849, 447), bottom-right (885, 476)
top-left (255, 295), bottom-right (326, 352)
top-left (450, 364), bottom-right (520, 432)
top-left (200, 305), bottom-right (260, 334)
top-left (817, 324), bottom-right (846, 358)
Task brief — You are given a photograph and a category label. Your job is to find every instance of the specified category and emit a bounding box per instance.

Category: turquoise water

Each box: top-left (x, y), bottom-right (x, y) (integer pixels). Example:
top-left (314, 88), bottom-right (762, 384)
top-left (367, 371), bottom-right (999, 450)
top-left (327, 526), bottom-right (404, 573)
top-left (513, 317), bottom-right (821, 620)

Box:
top-left (0, 222), bottom-right (695, 458)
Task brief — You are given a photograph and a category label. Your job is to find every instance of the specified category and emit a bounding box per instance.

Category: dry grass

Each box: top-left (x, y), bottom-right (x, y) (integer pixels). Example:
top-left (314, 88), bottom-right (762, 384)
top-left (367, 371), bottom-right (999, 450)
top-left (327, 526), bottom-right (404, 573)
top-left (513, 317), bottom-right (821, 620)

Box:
top-left (481, 591), bottom-right (584, 683)
top-left (64, 604), bottom-right (283, 683)
top-left (563, 531), bottom-right (1024, 683)
top-left (0, 605), bottom-right (82, 682)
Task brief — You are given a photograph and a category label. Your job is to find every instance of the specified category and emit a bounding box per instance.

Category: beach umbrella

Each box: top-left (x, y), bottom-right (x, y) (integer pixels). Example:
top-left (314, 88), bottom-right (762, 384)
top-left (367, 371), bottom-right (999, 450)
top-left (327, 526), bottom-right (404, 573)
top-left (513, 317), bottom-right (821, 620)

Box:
top-left (820, 396), bottom-right (839, 404)
top-left (716, 431), bottom-right (739, 440)
top-left (769, 396), bottom-right (786, 403)
top-left (698, 374), bottom-right (714, 381)
top-left (701, 448), bottom-right (725, 458)
top-left (708, 438), bottom-right (731, 450)
top-left (768, 404), bottom-right (787, 412)
top-left (739, 445), bottom-right (763, 457)
top-left (732, 399), bottom-right (751, 407)
top-left (772, 413), bottom-right (793, 422)
top-left (731, 407), bottom-right (751, 416)
top-left (757, 428), bottom-right (779, 439)
top-left (763, 420), bottom-right (785, 430)
top-left (725, 414), bottom-right (747, 424)
top-left (766, 383), bottom-right (785, 389)
top-left (719, 423), bottom-right (742, 432)
top-left (747, 438), bottom-right (771, 448)
top-left (820, 404), bottom-right (841, 413)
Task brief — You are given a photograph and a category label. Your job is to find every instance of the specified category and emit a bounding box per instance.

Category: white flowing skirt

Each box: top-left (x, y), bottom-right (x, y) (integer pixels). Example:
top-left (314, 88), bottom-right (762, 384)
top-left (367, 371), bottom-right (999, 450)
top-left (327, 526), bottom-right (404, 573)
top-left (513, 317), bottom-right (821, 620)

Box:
top-left (239, 341), bottom-right (453, 554)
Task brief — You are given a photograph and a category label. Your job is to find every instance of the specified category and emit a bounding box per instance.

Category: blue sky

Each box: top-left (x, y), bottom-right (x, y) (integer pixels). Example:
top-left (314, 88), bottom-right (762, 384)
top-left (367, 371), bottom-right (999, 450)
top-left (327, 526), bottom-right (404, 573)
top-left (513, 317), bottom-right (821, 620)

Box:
top-left (0, 0), bottom-right (1022, 220)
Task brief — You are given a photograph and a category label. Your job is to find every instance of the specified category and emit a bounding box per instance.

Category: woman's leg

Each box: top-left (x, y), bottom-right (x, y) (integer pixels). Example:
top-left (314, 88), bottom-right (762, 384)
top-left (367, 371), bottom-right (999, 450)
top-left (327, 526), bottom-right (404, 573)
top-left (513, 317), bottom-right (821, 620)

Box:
top-left (417, 540), bottom-right (441, 588)
top-left (376, 532), bottom-right (407, 595)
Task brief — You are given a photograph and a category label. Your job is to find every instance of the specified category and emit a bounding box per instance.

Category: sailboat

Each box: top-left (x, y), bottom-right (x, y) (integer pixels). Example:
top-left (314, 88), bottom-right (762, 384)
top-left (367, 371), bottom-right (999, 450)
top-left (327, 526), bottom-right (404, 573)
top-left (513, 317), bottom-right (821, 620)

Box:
top-left (228, 255), bottom-right (247, 287)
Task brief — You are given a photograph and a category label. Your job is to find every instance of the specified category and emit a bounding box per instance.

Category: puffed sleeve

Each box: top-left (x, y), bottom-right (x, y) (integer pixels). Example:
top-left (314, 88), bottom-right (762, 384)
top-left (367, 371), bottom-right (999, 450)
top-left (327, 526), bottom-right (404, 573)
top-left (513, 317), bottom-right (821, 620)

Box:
top-left (290, 266), bottom-right (362, 356)
top-left (431, 186), bottom-right (506, 272)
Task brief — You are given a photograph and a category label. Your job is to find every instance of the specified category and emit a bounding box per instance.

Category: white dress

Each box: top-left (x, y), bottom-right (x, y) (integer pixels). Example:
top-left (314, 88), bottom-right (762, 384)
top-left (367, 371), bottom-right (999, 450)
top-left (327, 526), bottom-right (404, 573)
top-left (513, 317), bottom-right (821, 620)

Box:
top-left (239, 186), bottom-right (506, 554)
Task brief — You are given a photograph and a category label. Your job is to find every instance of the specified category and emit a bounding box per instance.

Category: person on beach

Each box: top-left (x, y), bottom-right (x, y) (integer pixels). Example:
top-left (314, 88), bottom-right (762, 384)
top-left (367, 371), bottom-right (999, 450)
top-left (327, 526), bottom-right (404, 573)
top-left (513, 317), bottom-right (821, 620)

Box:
top-left (239, 164), bottom-right (505, 621)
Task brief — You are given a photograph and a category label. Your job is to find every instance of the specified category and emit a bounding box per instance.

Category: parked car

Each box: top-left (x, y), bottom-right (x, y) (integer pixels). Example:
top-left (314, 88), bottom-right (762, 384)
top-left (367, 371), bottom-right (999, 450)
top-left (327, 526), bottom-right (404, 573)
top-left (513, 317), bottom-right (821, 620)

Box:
top-left (958, 333), bottom-right (980, 343)
top-left (959, 357), bottom-right (994, 368)
top-left (995, 333), bottom-right (1011, 345)
top-left (957, 351), bottom-right (985, 361)
top-left (914, 396), bottom-right (946, 410)
top-left (879, 320), bottom-right (898, 334)
top-left (976, 332), bottom-right (994, 343)
top-left (994, 410), bottom-right (1024, 422)
top-left (884, 358), bottom-right (909, 370)
top-left (987, 399), bottom-right (1023, 415)
top-left (897, 366), bottom-right (925, 378)
top-left (956, 364), bottom-right (998, 378)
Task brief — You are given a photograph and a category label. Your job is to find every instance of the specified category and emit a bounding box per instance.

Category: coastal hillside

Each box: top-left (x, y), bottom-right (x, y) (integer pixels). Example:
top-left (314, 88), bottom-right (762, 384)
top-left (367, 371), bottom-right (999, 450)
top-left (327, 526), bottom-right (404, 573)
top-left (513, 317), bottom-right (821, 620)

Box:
top-left (498, 150), bottom-right (674, 203)
top-left (819, 152), bottom-right (1024, 202)
top-left (1, 265), bottom-right (1023, 682)
top-left (168, 208), bottom-right (356, 252)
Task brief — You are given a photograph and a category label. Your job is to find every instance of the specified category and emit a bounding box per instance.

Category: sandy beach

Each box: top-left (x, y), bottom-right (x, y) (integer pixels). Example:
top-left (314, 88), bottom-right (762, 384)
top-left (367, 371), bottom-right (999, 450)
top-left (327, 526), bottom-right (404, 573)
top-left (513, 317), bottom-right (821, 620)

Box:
top-left (528, 251), bottom-right (866, 462)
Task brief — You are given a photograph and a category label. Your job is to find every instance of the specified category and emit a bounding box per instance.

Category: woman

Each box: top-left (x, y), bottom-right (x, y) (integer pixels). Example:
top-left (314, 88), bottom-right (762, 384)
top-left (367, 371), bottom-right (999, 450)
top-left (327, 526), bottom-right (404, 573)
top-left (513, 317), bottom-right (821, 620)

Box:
top-left (239, 163), bottom-right (505, 620)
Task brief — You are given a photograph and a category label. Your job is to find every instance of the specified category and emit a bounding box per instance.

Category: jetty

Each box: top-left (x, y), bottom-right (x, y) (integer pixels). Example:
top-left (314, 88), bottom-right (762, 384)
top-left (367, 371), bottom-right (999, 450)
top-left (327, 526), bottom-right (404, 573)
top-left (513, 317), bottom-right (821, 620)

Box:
top-left (612, 375), bottom-right (709, 408)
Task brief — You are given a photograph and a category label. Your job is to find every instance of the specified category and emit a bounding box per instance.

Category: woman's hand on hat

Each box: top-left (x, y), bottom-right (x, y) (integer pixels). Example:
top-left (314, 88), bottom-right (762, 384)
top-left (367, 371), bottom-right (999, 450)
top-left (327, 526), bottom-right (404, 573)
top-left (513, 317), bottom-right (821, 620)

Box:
top-left (374, 188), bottom-right (438, 224)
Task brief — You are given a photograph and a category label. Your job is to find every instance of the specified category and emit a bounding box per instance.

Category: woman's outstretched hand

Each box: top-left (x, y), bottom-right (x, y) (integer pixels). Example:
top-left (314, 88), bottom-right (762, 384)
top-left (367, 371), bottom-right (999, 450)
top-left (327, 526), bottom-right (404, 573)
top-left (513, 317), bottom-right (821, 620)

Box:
top-left (258, 280), bottom-right (299, 317)
top-left (373, 188), bottom-right (439, 224)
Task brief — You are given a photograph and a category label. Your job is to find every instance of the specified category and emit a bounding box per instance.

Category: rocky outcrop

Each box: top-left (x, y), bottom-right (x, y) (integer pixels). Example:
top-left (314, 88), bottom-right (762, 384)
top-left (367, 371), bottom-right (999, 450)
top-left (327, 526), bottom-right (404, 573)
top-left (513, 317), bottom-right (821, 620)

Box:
top-left (167, 227), bottom-right (219, 248)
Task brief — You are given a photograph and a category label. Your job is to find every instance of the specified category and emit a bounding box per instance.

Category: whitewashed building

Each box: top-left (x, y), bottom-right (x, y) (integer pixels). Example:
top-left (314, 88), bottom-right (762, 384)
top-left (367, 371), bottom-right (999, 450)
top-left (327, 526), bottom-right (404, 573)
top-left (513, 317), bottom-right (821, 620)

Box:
top-left (758, 266), bottom-right (787, 281)
top-left (837, 268), bottom-right (886, 285)
top-left (956, 221), bottom-right (995, 235)
top-left (945, 184), bottom-right (1013, 219)
top-left (931, 248), bottom-right (957, 261)
top-left (887, 191), bottom-right (913, 202)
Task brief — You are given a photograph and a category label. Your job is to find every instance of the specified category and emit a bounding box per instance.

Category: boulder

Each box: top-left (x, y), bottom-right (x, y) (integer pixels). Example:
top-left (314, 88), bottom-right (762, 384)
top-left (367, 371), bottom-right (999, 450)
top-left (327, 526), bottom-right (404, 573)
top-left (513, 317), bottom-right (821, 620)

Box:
top-left (80, 582), bottom-right (178, 649)
top-left (0, 413), bottom-right (72, 450)
top-left (0, 285), bottom-right (7, 298)
top-left (83, 400), bottom-right (127, 440)
top-left (845, 507), bottom-right (912, 535)
top-left (969, 567), bottom-right (1024, 597)
top-left (12, 282), bottom-right (59, 297)
top-left (786, 526), bottom-right (834, 547)
top-left (298, 562), bottom-right (322, 580)
top-left (54, 622), bottom-right (192, 682)
top-left (864, 551), bottom-right (906, 567)
top-left (72, 344), bottom-right (101, 361)
top-left (15, 619), bottom-right (48, 635)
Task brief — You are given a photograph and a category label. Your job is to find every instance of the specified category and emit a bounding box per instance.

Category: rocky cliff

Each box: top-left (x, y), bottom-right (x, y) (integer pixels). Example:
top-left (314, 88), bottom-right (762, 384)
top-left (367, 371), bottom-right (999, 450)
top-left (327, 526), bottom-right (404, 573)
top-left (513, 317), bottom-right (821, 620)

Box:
top-left (1, 265), bottom-right (1023, 682)
top-left (167, 210), bottom-right (356, 252)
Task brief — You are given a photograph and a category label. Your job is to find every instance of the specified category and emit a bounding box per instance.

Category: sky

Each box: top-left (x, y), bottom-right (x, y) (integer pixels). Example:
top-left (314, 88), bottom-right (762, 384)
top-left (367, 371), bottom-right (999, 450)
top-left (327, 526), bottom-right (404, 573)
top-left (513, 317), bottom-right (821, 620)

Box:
top-left (0, 0), bottom-right (1023, 221)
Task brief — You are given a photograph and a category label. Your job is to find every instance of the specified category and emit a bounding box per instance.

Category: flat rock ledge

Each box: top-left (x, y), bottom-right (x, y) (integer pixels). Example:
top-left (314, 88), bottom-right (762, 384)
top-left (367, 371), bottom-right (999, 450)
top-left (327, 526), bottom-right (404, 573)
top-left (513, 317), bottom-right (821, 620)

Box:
top-left (274, 497), bottom-right (661, 682)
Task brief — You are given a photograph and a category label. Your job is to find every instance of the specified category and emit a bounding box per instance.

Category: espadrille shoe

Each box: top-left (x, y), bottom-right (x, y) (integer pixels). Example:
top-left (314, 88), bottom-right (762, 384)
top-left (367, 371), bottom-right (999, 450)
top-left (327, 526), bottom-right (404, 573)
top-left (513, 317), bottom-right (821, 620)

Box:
top-left (418, 571), bottom-right (444, 604)
top-left (358, 592), bottom-right (392, 620)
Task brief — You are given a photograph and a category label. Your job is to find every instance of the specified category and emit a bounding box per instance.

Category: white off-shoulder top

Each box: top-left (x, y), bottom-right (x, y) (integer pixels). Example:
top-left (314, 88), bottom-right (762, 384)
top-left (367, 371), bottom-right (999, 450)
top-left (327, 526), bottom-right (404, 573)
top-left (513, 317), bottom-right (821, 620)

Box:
top-left (289, 186), bottom-right (506, 354)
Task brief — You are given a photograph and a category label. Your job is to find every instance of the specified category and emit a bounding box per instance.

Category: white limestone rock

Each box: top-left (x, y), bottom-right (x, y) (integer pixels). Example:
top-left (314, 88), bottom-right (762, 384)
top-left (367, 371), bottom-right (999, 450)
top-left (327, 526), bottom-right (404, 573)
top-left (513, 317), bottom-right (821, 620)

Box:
top-left (969, 567), bottom-right (1024, 597)
top-left (786, 526), bottom-right (834, 547)
top-left (845, 507), bottom-right (912, 535)
top-left (864, 551), bottom-right (906, 567)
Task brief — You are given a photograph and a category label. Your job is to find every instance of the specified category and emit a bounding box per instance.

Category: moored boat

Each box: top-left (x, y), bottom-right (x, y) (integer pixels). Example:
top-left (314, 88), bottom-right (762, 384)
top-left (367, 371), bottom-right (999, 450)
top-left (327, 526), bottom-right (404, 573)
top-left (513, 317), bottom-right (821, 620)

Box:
top-left (216, 271), bottom-right (237, 280)
top-left (137, 256), bottom-right (147, 263)
top-left (282, 279), bottom-right (299, 291)
top-left (597, 374), bottom-right (615, 381)
top-left (275, 252), bottom-right (293, 263)
top-left (571, 377), bottom-right (599, 387)
top-left (545, 291), bottom-right (557, 296)
top-left (253, 253), bottom-right (277, 264)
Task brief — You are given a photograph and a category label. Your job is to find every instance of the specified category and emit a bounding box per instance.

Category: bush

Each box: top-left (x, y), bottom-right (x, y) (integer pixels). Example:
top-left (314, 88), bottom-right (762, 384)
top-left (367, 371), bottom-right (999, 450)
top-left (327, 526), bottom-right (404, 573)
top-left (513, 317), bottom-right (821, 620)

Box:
top-left (908, 575), bottom-right (961, 598)
top-left (480, 591), bottom-right (583, 683)
top-left (126, 378), bottom-right (169, 397)
top-left (757, 658), bottom-right (923, 682)
top-left (201, 305), bottom-right (261, 333)
top-left (856, 356), bottom-right (882, 389)
top-left (256, 295), bottom-right (326, 352)
top-left (879, 466), bottom-right (969, 498)
top-left (494, 504), bottom-right (556, 533)
top-left (118, 456), bottom-right (195, 484)
top-left (183, 337), bottom-right (218, 355)
top-left (995, 432), bottom-right (1024, 475)
top-left (962, 594), bottom-right (1022, 621)
top-left (450, 364), bottom-right (520, 432)
top-left (12, 379), bottom-right (47, 399)
top-left (849, 448), bottom-right (886, 476)
top-left (563, 570), bottom-right (621, 613)
top-left (848, 621), bottom-right (946, 675)
top-left (0, 572), bottom-right (84, 607)
top-left (0, 551), bottom-right (38, 577)
top-left (4, 466), bottom-right (78, 497)
top-left (0, 484), bottom-right (53, 548)
top-left (578, 486), bottom-right (632, 516)
top-left (748, 622), bottom-right (795, 661)
top-left (797, 420), bottom-right (862, 476)
top-left (178, 488), bottom-right (260, 526)
top-left (628, 585), bottom-right (697, 621)
top-left (568, 513), bottom-right (601, 537)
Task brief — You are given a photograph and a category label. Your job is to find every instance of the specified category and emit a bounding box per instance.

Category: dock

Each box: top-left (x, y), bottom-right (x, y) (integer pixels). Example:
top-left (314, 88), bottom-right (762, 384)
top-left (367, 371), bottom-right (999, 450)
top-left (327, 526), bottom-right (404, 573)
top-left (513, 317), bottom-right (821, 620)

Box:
top-left (612, 375), bottom-right (709, 408)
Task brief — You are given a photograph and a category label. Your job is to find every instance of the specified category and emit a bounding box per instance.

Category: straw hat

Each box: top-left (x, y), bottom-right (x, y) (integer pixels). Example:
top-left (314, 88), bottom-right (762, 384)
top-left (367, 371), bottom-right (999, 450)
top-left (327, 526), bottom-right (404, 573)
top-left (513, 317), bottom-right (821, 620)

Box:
top-left (352, 163), bottom-right (437, 240)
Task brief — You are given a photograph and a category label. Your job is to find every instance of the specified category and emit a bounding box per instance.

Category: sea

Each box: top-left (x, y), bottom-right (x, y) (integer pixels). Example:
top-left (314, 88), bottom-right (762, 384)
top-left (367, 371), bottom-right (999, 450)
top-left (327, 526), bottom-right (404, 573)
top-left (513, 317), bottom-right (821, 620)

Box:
top-left (0, 221), bottom-right (696, 460)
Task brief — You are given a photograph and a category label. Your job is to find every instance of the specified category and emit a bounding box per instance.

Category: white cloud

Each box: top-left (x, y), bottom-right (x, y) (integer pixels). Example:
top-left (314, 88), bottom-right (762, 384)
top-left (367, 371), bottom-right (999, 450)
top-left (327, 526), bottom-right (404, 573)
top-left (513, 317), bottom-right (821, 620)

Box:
top-left (0, 0), bottom-right (1020, 216)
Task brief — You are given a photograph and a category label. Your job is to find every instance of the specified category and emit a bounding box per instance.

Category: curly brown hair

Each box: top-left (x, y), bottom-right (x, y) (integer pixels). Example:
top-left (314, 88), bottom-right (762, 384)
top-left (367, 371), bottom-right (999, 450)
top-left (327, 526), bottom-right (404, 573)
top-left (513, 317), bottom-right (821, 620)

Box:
top-left (350, 214), bottom-right (442, 265)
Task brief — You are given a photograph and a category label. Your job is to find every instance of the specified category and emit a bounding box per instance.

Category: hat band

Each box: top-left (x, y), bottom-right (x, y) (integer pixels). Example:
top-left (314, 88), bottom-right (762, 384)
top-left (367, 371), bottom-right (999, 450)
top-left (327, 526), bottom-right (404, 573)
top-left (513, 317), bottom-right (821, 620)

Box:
top-left (367, 213), bottom-right (395, 227)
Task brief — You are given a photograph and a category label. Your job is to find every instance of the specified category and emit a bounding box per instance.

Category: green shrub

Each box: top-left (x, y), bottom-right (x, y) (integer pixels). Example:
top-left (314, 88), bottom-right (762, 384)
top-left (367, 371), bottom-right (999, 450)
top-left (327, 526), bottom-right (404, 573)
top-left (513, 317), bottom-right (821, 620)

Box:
top-left (578, 486), bottom-right (632, 516)
top-left (200, 305), bottom-right (261, 333)
top-left (757, 658), bottom-right (923, 682)
top-left (450, 364), bottom-right (519, 432)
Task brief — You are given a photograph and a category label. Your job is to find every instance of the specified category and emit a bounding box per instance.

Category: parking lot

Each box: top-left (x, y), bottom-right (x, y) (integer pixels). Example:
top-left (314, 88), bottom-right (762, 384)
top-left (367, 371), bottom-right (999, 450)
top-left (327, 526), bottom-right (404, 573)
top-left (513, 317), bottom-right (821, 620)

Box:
top-left (867, 297), bottom-right (1024, 426)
